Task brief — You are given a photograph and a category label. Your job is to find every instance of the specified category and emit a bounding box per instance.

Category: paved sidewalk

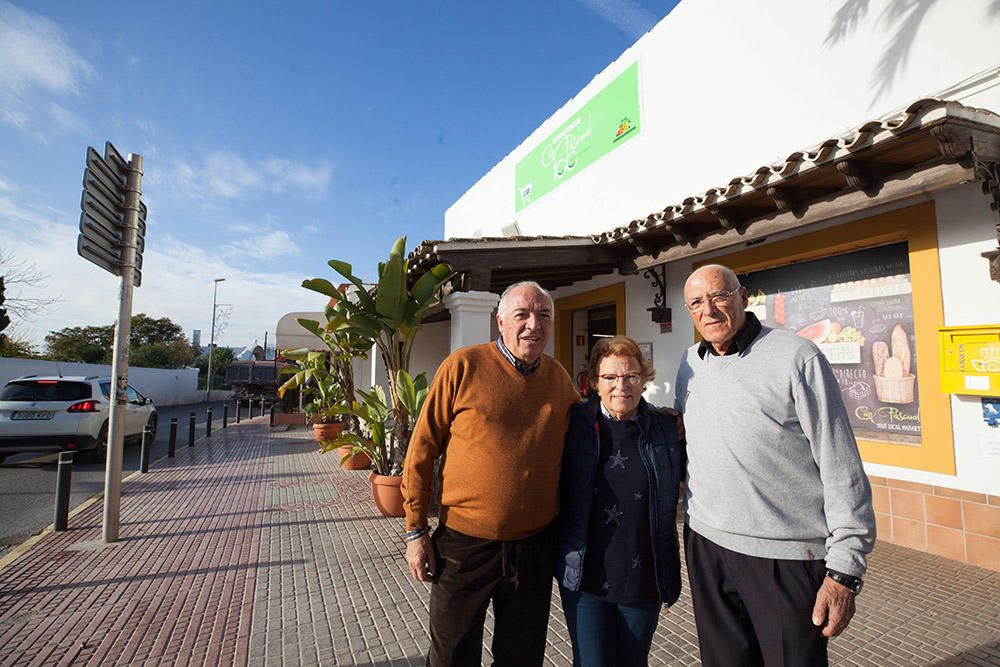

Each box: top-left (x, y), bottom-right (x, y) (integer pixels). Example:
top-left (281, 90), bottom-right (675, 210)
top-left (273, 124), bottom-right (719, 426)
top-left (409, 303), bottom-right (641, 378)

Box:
top-left (0, 419), bottom-right (997, 666)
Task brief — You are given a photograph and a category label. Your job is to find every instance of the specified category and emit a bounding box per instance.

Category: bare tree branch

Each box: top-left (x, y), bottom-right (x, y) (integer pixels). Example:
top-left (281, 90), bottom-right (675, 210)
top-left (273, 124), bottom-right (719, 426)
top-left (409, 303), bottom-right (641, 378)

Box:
top-left (0, 248), bottom-right (60, 322)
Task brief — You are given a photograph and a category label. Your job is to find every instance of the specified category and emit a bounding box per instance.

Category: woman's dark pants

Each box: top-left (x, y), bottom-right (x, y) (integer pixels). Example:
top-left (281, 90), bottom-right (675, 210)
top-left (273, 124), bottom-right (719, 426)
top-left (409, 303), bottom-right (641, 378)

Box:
top-left (559, 587), bottom-right (661, 666)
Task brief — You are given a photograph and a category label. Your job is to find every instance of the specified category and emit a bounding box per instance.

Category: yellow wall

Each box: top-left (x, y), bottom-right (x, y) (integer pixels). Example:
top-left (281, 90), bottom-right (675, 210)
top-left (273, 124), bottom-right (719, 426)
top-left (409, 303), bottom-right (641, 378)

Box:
top-left (706, 202), bottom-right (955, 474)
top-left (554, 283), bottom-right (627, 374)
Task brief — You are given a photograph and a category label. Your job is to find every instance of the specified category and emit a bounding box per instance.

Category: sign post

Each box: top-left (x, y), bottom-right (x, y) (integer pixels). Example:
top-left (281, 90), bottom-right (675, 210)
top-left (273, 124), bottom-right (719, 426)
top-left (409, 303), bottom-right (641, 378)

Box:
top-left (77, 142), bottom-right (146, 543)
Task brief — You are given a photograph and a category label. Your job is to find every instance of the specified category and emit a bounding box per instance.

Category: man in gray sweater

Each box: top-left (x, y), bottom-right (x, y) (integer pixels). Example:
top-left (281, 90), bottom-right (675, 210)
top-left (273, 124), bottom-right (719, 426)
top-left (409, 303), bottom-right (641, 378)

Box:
top-left (675, 264), bottom-right (875, 666)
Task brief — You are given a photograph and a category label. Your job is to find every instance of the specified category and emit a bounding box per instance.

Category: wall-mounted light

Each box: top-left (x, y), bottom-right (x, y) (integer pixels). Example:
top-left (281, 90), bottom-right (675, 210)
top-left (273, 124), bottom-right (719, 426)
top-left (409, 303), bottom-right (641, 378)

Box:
top-left (643, 265), bottom-right (671, 325)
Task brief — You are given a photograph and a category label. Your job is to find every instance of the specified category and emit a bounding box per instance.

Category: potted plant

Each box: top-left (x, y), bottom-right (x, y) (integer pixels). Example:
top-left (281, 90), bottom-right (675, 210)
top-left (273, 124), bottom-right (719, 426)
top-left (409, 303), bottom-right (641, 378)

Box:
top-left (324, 371), bottom-right (428, 515)
top-left (277, 348), bottom-right (346, 444)
top-left (301, 236), bottom-right (452, 514)
top-left (278, 297), bottom-right (374, 468)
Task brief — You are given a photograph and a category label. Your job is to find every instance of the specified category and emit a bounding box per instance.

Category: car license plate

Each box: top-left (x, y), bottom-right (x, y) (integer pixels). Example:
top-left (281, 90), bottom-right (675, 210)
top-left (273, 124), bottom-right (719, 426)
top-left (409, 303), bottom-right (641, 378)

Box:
top-left (12, 411), bottom-right (54, 420)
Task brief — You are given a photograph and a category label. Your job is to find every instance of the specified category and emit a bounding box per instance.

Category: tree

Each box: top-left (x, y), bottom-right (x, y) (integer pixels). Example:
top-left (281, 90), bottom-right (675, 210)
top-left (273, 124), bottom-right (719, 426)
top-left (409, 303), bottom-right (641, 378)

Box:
top-left (195, 346), bottom-right (235, 388)
top-left (45, 314), bottom-right (196, 368)
top-left (44, 325), bottom-right (113, 364)
top-left (0, 249), bottom-right (58, 325)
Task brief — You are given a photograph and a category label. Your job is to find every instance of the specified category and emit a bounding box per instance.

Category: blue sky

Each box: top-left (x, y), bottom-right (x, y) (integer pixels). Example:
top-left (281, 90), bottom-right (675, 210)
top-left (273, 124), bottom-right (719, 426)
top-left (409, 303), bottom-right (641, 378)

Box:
top-left (0, 0), bottom-right (680, 350)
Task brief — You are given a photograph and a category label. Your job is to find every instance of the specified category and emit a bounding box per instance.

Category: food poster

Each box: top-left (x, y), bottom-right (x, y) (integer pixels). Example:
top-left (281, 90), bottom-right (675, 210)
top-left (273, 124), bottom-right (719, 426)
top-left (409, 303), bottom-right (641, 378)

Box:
top-left (741, 242), bottom-right (921, 445)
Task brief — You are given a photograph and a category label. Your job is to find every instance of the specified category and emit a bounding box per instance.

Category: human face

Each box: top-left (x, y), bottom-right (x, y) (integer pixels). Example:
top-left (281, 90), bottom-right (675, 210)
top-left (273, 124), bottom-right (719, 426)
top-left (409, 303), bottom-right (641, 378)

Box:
top-left (683, 267), bottom-right (748, 355)
top-left (596, 354), bottom-right (644, 420)
top-left (496, 286), bottom-right (553, 364)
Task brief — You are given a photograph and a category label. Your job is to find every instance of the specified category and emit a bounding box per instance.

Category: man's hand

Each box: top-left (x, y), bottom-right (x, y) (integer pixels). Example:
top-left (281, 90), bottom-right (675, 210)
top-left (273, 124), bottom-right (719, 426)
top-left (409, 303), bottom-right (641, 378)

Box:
top-left (811, 576), bottom-right (856, 637)
top-left (658, 406), bottom-right (686, 442)
top-left (405, 534), bottom-right (436, 583)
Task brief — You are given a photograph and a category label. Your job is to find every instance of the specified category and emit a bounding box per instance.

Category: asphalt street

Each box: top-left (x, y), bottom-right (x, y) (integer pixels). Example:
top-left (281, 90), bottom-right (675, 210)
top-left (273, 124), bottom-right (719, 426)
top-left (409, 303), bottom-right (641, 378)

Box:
top-left (0, 399), bottom-right (262, 559)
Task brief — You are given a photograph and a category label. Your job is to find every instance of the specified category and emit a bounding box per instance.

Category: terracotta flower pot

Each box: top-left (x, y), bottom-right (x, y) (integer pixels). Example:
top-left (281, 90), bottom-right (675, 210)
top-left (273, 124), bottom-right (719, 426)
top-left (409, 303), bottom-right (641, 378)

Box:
top-left (338, 445), bottom-right (371, 470)
top-left (312, 421), bottom-right (344, 445)
top-left (369, 471), bottom-right (406, 518)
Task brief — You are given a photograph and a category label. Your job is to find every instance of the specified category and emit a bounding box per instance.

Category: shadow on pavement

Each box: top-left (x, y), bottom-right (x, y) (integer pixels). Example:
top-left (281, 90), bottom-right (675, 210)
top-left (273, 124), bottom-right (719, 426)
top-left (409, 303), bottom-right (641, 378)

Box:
top-left (0, 559), bottom-right (308, 597)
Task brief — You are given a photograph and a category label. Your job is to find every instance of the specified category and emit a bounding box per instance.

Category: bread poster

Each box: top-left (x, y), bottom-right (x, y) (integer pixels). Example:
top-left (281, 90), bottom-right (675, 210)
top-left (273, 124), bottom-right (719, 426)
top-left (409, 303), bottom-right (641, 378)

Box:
top-left (741, 242), bottom-right (920, 446)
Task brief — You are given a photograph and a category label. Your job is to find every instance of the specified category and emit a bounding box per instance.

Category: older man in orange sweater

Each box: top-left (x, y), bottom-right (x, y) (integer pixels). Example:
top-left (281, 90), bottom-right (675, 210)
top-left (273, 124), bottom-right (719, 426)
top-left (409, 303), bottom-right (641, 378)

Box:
top-left (402, 281), bottom-right (579, 666)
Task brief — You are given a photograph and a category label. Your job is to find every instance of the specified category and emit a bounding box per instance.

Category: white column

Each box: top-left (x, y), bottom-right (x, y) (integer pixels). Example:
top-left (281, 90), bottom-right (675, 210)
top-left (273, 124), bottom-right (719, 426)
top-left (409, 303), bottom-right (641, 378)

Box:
top-left (444, 290), bottom-right (500, 352)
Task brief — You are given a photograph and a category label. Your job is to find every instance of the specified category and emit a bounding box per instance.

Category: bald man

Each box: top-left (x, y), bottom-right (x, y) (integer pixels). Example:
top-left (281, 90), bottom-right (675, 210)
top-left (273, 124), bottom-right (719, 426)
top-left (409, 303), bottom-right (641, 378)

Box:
top-left (674, 264), bottom-right (875, 667)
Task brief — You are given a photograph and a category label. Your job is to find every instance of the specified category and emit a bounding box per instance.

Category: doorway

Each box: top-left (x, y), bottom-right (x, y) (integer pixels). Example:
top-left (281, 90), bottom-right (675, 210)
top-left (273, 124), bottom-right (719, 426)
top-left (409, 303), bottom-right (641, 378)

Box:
top-left (554, 283), bottom-right (627, 391)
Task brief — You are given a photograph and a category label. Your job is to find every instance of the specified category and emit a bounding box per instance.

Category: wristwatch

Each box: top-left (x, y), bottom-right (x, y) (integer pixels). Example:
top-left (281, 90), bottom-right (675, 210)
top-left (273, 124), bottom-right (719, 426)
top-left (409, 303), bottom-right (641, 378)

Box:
top-left (826, 569), bottom-right (864, 595)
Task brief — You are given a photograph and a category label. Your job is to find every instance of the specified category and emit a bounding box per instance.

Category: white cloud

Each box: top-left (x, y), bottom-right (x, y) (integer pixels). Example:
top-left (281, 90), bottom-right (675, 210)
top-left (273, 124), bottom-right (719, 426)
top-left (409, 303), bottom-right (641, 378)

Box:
top-left (223, 230), bottom-right (301, 260)
top-left (166, 150), bottom-right (332, 201)
top-left (0, 174), bottom-right (15, 193)
top-left (0, 192), bottom-right (322, 350)
top-left (48, 102), bottom-right (89, 134)
top-left (578, 0), bottom-right (658, 40)
top-left (0, 2), bottom-right (95, 136)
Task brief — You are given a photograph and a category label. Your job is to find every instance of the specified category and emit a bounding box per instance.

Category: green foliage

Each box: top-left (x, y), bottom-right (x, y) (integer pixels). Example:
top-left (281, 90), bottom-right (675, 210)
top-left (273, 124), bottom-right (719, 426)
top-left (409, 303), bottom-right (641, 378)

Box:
top-left (326, 370), bottom-right (428, 475)
top-left (45, 313), bottom-right (195, 368)
top-left (195, 346), bottom-right (235, 385)
top-left (303, 235), bottom-right (452, 474)
top-left (0, 334), bottom-right (38, 358)
top-left (278, 348), bottom-right (346, 424)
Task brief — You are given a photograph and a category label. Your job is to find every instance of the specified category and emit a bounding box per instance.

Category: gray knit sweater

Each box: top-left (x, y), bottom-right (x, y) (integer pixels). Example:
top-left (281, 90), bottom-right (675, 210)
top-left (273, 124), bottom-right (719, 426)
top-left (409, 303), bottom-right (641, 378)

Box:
top-left (674, 325), bottom-right (875, 577)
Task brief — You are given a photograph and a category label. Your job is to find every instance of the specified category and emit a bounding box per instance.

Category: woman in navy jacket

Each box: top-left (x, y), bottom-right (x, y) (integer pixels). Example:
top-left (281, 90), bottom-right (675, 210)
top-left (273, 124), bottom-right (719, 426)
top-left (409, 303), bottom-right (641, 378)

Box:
top-left (556, 336), bottom-right (683, 666)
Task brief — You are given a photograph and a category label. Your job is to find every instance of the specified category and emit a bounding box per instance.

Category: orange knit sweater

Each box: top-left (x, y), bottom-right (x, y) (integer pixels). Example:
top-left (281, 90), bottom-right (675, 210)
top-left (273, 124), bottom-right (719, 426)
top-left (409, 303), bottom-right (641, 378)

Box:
top-left (401, 343), bottom-right (579, 541)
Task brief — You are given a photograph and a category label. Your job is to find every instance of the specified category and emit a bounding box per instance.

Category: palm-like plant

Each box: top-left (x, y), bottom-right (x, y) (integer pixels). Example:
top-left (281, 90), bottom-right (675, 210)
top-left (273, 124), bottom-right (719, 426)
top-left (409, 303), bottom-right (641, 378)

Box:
top-left (302, 236), bottom-right (452, 474)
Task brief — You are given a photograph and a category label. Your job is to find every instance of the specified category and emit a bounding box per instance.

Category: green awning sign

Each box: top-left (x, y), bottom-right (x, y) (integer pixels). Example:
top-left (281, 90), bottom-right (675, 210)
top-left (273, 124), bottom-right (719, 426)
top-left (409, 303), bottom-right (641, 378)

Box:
top-left (515, 62), bottom-right (641, 212)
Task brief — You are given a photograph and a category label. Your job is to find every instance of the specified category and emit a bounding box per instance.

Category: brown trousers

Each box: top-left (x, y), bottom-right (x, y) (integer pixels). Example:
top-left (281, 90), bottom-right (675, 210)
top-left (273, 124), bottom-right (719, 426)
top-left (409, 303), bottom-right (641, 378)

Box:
top-left (427, 522), bottom-right (557, 666)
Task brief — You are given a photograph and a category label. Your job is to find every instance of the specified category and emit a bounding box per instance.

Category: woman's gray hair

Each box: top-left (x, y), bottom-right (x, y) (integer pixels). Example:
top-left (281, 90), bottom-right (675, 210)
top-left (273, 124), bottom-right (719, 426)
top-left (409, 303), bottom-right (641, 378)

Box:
top-left (497, 281), bottom-right (554, 316)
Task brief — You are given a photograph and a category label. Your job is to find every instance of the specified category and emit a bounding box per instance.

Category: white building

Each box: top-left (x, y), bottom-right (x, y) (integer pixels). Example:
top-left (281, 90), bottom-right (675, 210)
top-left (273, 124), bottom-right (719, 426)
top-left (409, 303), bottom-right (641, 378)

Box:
top-left (407, 0), bottom-right (1000, 570)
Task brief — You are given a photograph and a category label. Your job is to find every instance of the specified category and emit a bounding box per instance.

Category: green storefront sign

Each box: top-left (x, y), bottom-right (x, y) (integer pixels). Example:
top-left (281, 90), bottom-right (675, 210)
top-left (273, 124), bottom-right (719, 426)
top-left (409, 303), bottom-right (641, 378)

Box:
top-left (515, 62), bottom-right (641, 212)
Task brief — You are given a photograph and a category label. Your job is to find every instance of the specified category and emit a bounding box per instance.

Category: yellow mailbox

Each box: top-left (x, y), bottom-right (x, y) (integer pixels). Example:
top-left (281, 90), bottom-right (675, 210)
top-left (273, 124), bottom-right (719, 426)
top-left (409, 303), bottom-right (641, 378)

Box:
top-left (939, 325), bottom-right (1000, 396)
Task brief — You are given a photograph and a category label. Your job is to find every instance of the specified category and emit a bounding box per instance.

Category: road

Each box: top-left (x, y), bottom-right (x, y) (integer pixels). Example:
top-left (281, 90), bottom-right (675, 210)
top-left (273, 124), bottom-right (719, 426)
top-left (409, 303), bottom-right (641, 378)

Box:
top-left (0, 399), bottom-right (269, 559)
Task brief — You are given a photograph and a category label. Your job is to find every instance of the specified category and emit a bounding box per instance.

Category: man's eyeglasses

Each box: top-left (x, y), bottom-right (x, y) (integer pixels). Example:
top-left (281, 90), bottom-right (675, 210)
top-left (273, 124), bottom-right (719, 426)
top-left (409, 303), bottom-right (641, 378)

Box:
top-left (598, 374), bottom-right (643, 387)
top-left (685, 289), bottom-right (740, 312)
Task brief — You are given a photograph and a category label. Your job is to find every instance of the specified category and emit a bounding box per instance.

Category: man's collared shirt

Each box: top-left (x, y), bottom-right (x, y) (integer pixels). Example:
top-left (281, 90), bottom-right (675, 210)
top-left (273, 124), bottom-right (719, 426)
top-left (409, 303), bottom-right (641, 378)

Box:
top-left (495, 337), bottom-right (541, 375)
top-left (697, 311), bottom-right (763, 359)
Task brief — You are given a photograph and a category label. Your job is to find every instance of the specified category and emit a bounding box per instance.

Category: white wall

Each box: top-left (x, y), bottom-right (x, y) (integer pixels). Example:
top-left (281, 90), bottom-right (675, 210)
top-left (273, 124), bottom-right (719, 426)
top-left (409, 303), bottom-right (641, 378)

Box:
top-left (409, 321), bottom-right (452, 384)
top-left (0, 359), bottom-right (200, 406)
top-left (445, 0), bottom-right (1000, 240)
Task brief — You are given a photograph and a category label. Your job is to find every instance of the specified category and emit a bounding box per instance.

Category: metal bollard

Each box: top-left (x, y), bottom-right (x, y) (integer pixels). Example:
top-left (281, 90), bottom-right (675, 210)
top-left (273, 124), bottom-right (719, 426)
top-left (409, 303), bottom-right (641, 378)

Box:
top-left (140, 427), bottom-right (152, 473)
top-left (222, 402), bottom-right (229, 429)
top-left (269, 403), bottom-right (276, 427)
top-left (168, 417), bottom-right (178, 457)
top-left (206, 407), bottom-right (213, 438)
top-left (259, 397), bottom-right (265, 418)
top-left (188, 412), bottom-right (196, 447)
top-left (54, 451), bottom-right (74, 531)
top-left (236, 399), bottom-right (242, 424)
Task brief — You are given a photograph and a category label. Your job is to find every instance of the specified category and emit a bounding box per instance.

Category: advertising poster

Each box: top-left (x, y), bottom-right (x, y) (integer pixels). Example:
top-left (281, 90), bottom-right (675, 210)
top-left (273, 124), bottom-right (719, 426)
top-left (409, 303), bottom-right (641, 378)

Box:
top-left (741, 243), bottom-right (921, 445)
top-left (514, 62), bottom-right (641, 212)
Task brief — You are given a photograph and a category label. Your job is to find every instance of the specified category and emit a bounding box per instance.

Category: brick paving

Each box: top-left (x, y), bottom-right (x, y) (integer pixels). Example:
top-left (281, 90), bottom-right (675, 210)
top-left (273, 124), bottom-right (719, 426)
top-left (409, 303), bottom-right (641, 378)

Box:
top-left (0, 419), bottom-right (996, 666)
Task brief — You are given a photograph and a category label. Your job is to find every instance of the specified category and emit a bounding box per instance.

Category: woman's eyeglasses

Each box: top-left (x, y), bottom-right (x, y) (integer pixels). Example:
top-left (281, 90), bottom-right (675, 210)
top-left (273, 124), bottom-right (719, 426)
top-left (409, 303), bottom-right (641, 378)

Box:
top-left (598, 374), bottom-right (643, 387)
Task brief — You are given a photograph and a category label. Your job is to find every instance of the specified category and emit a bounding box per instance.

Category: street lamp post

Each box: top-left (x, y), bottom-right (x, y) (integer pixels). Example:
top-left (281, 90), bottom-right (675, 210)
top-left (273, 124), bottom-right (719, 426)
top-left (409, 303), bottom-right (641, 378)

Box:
top-left (206, 278), bottom-right (225, 402)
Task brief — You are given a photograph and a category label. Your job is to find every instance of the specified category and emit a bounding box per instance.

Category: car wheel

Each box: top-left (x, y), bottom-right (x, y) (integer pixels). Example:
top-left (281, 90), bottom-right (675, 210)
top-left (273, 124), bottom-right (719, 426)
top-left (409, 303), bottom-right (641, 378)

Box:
top-left (0, 454), bottom-right (6, 465)
top-left (84, 424), bottom-right (109, 464)
top-left (144, 414), bottom-right (158, 443)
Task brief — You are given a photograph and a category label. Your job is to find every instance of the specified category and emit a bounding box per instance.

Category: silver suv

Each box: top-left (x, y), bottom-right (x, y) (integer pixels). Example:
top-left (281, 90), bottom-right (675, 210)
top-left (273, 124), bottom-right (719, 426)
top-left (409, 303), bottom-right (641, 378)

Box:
top-left (0, 376), bottom-right (157, 464)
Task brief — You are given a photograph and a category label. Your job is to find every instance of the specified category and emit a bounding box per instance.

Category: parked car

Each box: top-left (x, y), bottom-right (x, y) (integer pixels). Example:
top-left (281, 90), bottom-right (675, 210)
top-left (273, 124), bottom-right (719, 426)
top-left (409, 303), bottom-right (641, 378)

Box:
top-left (0, 375), bottom-right (157, 464)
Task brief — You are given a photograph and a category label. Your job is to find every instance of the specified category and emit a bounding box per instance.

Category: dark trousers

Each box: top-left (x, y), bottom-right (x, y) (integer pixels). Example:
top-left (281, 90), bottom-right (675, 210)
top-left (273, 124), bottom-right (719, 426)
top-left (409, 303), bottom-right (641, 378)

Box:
top-left (559, 587), bottom-right (661, 667)
top-left (428, 522), bottom-right (557, 667)
top-left (684, 526), bottom-right (829, 667)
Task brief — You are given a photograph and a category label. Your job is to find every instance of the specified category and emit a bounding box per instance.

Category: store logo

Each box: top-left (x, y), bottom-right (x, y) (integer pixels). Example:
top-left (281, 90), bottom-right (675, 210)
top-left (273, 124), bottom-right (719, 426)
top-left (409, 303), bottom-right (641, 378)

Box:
top-left (613, 116), bottom-right (636, 142)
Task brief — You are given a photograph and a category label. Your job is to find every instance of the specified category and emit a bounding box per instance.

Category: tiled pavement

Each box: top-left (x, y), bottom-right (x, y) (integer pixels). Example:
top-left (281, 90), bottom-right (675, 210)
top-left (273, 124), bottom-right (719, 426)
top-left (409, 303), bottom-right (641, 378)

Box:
top-left (0, 419), bottom-right (997, 666)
